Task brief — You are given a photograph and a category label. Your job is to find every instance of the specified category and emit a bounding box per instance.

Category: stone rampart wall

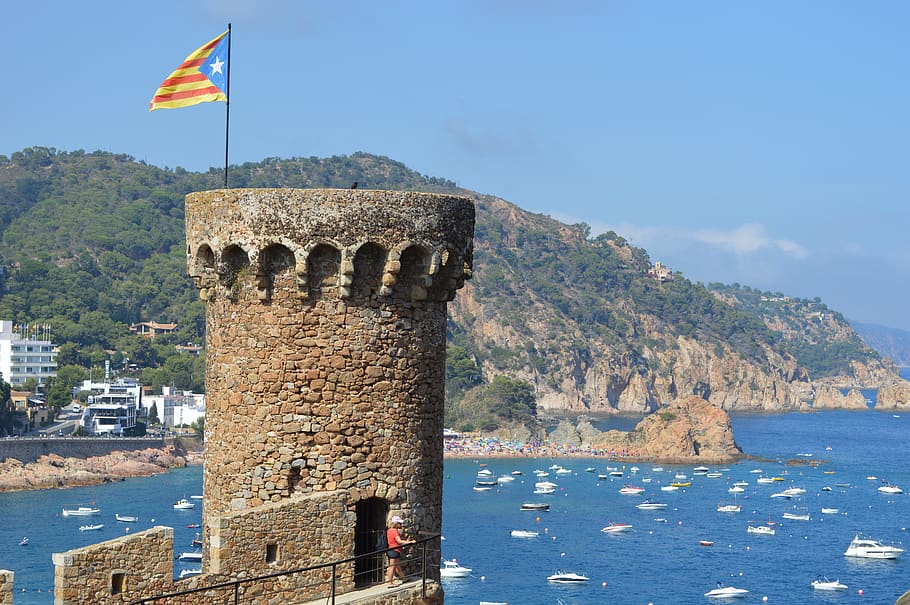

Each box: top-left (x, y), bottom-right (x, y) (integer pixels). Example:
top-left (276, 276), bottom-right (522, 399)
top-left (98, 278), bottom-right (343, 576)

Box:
top-left (52, 526), bottom-right (174, 605)
top-left (0, 570), bottom-right (12, 605)
top-left (0, 438), bottom-right (166, 464)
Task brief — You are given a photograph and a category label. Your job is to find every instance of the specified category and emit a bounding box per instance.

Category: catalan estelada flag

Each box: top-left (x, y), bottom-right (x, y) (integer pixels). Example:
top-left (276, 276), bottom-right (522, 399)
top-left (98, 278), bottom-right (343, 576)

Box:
top-left (149, 30), bottom-right (230, 111)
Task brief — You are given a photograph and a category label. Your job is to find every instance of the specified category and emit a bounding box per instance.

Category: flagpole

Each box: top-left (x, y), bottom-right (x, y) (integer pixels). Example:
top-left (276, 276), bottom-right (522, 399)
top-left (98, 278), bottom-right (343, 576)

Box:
top-left (224, 23), bottom-right (232, 189)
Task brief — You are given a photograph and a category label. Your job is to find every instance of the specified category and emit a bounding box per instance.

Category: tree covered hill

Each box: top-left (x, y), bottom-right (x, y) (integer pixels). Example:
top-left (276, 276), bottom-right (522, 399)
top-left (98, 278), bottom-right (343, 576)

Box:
top-left (0, 147), bottom-right (897, 425)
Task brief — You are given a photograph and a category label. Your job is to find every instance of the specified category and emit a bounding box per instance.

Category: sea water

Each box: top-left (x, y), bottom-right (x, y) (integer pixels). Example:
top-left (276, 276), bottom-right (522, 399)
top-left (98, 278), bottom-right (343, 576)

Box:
top-left (1, 411), bottom-right (908, 604)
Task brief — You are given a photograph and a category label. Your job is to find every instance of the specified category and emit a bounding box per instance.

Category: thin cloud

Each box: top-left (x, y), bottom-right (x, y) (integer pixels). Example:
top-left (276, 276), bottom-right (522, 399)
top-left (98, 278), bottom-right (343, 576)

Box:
top-left (692, 223), bottom-right (807, 259)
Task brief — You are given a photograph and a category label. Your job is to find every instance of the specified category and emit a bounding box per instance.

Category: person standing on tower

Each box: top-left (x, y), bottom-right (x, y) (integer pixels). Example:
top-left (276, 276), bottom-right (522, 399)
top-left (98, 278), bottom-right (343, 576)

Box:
top-left (385, 515), bottom-right (414, 587)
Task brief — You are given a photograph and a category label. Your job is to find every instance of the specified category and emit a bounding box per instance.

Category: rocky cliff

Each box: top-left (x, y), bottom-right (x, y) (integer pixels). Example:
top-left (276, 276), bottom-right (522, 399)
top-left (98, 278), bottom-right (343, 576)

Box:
top-left (447, 195), bottom-right (905, 417)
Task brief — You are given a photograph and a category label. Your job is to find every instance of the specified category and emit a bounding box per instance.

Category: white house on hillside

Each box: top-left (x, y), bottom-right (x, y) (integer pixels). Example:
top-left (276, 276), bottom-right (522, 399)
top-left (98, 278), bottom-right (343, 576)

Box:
top-left (0, 320), bottom-right (58, 386)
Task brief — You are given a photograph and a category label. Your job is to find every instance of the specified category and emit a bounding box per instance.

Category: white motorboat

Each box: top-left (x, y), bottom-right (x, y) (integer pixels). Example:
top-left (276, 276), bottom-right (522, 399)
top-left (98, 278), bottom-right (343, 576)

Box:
top-left (747, 525), bottom-right (775, 535)
top-left (585, 467), bottom-right (596, 473)
top-left (476, 469), bottom-right (493, 477)
top-left (844, 534), bottom-right (904, 559)
top-left (660, 485), bottom-right (679, 492)
top-left (62, 506), bottom-right (101, 517)
top-left (618, 484), bottom-right (645, 495)
top-left (820, 507), bottom-right (839, 514)
top-left (520, 502), bottom-right (550, 511)
top-left (79, 524), bottom-right (104, 531)
top-left (756, 476), bottom-right (775, 484)
top-left (706, 471), bottom-right (724, 478)
top-left (716, 504), bottom-right (741, 513)
top-left (555, 467), bottom-right (572, 475)
top-left (811, 577), bottom-right (847, 591)
top-left (19, 537), bottom-right (29, 546)
top-left (533, 487), bottom-right (556, 495)
top-left (510, 529), bottom-right (539, 538)
top-left (636, 499), bottom-right (667, 510)
top-left (601, 522), bottom-right (633, 533)
top-left (630, 466), bottom-right (640, 473)
top-left (497, 475), bottom-right (515, 484)
top-left (440, 559), bottom-right (471, 578)
top-left (535, 481), bottom-right (558, 489)
top-left (174, 498), bottom-right (195, 510)
top-left (179, 568), bottom-right (202, 578)
top-left (781, 487), bottom-right (806, 496)
top-left (651, 466), bottom-right (664, 472)
top-left (178, 551), bottom-right (203, 562)
top-left (115, 514), bottom-right (138, 523)
top-left (705, 584), bottom-right (749, 598)
top-left (782, 510), bottom-right (810, 521)
top-left (728, 486), bottom-right (745, 494)
top-left (190, 495), bottom-right (203, 499)
top-left (473, 486), bottom-right (493, 492)
top-left (769, 492), bottom-right (792, 499)
top-left (547, 572), bottom-right (589, 583)
top-left (878, 483), bottom-right (903, 494)
top-left (609, 470), bottom-right (623, 478)
top-left (732, 480), bottom-right (749, 487)
top-left (693, 466), bottom-right (709, 475)
top-left (674, 472), bottom-right (688, 481)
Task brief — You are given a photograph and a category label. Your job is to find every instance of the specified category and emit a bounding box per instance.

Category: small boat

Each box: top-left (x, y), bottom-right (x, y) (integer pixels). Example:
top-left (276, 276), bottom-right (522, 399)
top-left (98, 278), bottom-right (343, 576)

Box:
top-left (497, 475), bottom-right (515, 484)
top-left (477, 469), bottom-right (494, 477)
top-left (174, 499), bottom-right (195, 510)
top-left (693, 466), bottom-right (709, 475)
top-left (440, 559), bottom-right (472, 578)
top-left (749, 468), bottom-right (763, 474)
top-left (179, 568), bottom-right (202, 579)
top-left (597, 474), bottom-right (609, 481)
top-left (769, 492), bottom-right (792, 499)
top-left (717, 504), bottom-right (741, 513)
top-left (79, 524), bottom-right (104, 531)
top-left (756, 477), bottom-right (775, 485)
top-left (547, 572), bottom-right (590, 583)
top-left (727, 486), bottom-right (744, 494)
top-left (732, 481), bottom-right (749, 487)
top-left (705, 583), bottom-right (749, 598)
top-left (811, 577), bottom-right (847, 591)
top-left (609, 470), bottom-right (623, 478)
top-left (747, 525), bottom-right (775, 535)
top-left (511, 470), bottom-right (523, 476)
top-left (674, 472), bottom-right (688, 481)
top-left (630, 466), bottom-right (640, 473)
top-left (533, 487), bottom-right (556, 495)
top-left (62, 506), bottom-right (101, 517)
top-left (781, 487), bottom-right (806, 496)
top-left (672, 481), bottom-right (692, 488)
top-left (535, 481), bottom-right (558, 489)
top-left (782, 510), bottom-right (810, 521)
top-left (473, 486), bottom-right (493, 492)
top-left (190, 495), bottom-right (204, 500)
top-left (878, 483), bottom-right (903, 494)
top-left (835, 483), bottom-right (851, 488)
top-left (636, 499), bottom-right (668, 510)
top-left (651, 466), bottom-right (664, 472)
top-left (618, 484), bottom-right (645, 495)
top-left (555, 467), bottom-right (572, 475)
top-left (510, 529), bottom-right (539, 538)
top-left (821, 486), bottom-right (833, 492)
top-left (178, 551), bottom-right (203, 562)
top-left (19, 537), bottom-right (28, 546)
top-left (706, 472), bottom-right (723, 478)
top-left (115, 514), bottom-right (138, 523)
top-left (520, 503), bottom-right (550, 511)
top-left (186, 524), bottom-right (201, 528)
top-left (475, 479), bottom-right (498, 486)
top-left (844, 534), bottom-right (904, 559)
top-left (660, 485), bottom-right (679, 492)
top-left (585, 467), bottom-right (596, 473)
top-left (699, 540), bottom-right (714, 547)
top-left (601, 522), bottom-right (633, 533)
top-left (820, 507), bottom-right (839, 514)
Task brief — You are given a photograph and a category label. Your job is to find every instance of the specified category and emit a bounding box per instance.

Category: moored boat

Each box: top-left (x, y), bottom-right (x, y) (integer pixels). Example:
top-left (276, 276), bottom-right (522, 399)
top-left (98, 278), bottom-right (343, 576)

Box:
top-left (844, 534), bottom-right (904, 559)
top-left (747, 524), bottom-right (775, 535)
top-left (705, 584), bottom-right (749, 598)
top-left (178, 550), bottom-right (203, 562)
top-left (520, 502), bottom-right (550, 511)
top-left (510, 529), bottom-right (539, 538)
top-left (600, 522), bottom-right (633, 533)
top-left (115, 514), bottom-right (138, 523)
top-left (79, 524), bottom-right (104, 531)
top-left (811, 577), bottom-right (847, 591)
top-left (636, 499), bottom-right (667, 510)
top-left (62, 506), bottom-right (101, 517)
top-left (547, 571), bottom-right (589, 583)
top-left (173, 498), bottom-right (195, 510)
top-left (440, 559), bottom-right (472, 578)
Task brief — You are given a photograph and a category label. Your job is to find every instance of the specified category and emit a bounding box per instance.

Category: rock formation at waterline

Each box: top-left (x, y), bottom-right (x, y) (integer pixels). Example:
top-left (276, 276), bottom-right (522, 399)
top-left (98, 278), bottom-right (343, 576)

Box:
top-left (812, 386), bottom-right (869, 410)
top-left (546, 396), bottom-right (742, 463)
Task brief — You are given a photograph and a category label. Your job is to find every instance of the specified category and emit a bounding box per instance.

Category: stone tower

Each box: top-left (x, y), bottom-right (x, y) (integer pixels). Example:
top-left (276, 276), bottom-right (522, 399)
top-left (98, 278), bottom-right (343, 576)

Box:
top-left (185, 188), bottom-right (474, 587)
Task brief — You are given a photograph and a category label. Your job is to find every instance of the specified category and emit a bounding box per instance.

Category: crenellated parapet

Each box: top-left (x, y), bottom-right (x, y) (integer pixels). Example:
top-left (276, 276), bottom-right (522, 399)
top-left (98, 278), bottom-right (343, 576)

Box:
top-left (185, 189), bottom-right (474, 304)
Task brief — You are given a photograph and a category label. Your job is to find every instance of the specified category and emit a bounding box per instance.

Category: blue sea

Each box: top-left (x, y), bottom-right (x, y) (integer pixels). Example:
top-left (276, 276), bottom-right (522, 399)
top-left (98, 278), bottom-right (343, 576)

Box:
top-left (2, 410), bottom-right (909, 604)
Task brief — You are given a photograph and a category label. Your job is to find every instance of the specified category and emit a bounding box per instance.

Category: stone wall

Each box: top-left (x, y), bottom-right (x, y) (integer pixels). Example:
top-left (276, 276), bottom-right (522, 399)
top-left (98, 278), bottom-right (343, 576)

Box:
top-left (0, 570), bottom-right (12, 605)
top-left (0, 438), bottom-right (166, 464)
top-left (52, 526), bottom-right (174, 605)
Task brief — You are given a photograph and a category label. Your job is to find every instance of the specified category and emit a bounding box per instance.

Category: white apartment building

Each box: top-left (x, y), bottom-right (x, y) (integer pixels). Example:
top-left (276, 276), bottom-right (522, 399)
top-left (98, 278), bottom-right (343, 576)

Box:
top-left (0, 320), bottom-right (58, 386)
top-left (142, 386), bottom-right (205, 428)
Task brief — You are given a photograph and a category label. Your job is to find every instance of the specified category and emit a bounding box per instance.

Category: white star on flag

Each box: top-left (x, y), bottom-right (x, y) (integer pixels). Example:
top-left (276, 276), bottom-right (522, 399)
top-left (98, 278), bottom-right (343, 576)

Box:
top-left (209, 56), bottom-right (225, 76)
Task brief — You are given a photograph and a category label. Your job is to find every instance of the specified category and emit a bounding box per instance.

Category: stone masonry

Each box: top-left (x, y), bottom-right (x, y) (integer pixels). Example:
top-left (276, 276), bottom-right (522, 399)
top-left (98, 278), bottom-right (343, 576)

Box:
top-left (47, 188), bottom-right (474, 605)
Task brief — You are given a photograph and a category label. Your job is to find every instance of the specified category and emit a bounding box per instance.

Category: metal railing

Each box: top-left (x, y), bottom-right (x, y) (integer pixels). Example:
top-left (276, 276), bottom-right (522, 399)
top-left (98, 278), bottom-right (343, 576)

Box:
top-left (128, 533), bottom-right (441, 605)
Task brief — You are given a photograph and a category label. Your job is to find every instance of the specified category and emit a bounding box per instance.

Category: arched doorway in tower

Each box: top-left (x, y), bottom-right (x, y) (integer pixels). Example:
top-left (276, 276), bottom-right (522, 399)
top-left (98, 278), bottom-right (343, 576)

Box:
top-left (354, 497), bottom-right (389, 587)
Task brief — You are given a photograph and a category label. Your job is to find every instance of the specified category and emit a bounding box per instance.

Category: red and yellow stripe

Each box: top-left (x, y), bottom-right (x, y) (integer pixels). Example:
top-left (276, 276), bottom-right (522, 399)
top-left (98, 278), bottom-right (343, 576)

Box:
top-left (149, 32), bottom-right (227, 111)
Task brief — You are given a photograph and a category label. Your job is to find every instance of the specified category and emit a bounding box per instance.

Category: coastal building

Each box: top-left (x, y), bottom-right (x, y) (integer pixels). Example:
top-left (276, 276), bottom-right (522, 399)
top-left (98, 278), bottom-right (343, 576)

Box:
top-left (0, 320), bottom-right (58, 386)
top-left (77, 379), bottom-right (142, 436)
top-left (129, 320), bottom-right (178, 338)
top-left (142, 387), bottom-right (205, 428)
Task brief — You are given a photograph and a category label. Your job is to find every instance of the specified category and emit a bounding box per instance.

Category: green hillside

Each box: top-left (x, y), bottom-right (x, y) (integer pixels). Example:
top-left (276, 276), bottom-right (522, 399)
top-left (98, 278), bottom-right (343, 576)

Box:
top-left (0, 147), bottom-right (888, 424)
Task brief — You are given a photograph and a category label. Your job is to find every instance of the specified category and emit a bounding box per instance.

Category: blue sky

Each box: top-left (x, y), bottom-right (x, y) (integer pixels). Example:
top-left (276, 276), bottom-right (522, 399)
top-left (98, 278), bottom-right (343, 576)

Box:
top-left (2, 2), bottom-right (909, 330)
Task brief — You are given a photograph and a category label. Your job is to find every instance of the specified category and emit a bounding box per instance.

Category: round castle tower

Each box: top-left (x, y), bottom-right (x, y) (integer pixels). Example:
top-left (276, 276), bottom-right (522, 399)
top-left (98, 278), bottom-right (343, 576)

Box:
top-left (185, 188), bottom-right (474, 576)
